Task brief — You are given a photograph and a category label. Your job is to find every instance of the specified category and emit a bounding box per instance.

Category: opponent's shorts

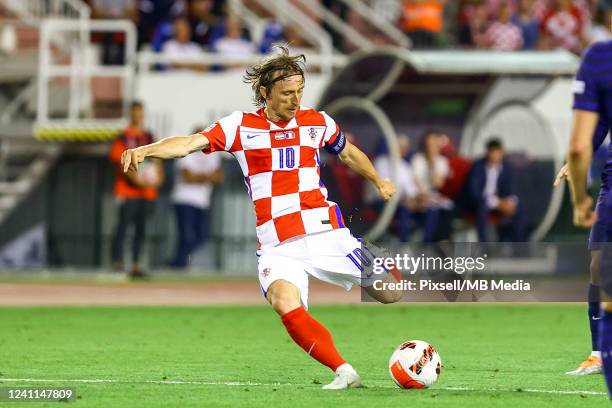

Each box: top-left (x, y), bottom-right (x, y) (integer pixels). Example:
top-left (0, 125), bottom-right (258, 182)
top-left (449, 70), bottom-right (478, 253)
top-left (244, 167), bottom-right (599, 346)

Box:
top-left (588, 189), bottom-right (612, 250)
top-left (257, 228), bottom-right (383, 308)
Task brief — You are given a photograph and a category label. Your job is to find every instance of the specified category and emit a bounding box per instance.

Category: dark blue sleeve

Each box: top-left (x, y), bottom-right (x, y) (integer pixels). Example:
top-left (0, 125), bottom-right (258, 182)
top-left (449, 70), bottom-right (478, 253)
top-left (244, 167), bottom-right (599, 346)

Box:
top-left (572, 44), bottom-right (602, 112)
top-left (593, 119), bottom-right (609, 151)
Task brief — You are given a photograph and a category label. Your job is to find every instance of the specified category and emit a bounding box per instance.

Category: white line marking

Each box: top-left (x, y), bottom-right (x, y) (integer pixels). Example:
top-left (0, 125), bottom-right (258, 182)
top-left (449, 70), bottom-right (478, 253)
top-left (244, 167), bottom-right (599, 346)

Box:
top-left (0, 378), bottom-right (606, 396)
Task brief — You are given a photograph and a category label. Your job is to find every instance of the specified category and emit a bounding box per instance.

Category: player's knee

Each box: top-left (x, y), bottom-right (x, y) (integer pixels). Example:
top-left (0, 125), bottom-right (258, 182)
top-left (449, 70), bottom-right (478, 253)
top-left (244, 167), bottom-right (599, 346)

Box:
top-left (267, 280), bottom-right (301, 315)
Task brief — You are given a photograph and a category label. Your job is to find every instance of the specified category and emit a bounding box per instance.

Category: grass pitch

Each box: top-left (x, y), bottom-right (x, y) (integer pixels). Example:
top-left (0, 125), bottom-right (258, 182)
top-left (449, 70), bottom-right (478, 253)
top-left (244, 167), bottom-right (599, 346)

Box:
top-left (0, 305), bottom-right (607, 407)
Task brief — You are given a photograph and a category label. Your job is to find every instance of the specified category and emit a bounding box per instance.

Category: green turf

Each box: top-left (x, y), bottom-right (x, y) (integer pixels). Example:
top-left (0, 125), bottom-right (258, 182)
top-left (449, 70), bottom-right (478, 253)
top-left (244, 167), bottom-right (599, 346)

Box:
top-left (0, 305), bottom-right (608, 407)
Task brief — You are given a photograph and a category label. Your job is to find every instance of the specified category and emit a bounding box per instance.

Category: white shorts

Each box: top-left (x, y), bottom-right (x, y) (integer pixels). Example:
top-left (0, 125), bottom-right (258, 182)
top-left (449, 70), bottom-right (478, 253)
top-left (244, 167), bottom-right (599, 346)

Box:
top-left (257, 228), bottom-right (380, 308)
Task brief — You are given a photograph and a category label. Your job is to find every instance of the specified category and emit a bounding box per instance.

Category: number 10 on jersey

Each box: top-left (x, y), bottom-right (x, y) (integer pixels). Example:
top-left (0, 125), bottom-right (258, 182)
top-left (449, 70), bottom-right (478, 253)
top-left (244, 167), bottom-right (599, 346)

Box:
top-left (278, 147), bottom-right (296, 169)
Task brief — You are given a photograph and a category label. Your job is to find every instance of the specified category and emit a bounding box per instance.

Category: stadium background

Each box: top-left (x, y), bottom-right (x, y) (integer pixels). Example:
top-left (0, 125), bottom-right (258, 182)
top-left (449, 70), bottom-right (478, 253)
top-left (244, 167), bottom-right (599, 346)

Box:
top-left (0, 0), bottom-right (610, 406)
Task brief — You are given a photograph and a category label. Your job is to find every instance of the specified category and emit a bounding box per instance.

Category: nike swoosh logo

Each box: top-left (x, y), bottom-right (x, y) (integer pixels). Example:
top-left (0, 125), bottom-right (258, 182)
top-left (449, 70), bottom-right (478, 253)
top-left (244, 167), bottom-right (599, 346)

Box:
top-left (246, 134), bottom-right (258, 139)
top-left (592, 317), bottom-right (602, 320)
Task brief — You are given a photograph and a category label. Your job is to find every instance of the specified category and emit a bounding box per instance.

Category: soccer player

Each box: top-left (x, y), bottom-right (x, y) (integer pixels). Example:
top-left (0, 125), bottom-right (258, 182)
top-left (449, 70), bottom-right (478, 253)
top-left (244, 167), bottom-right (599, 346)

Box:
top-left (120, 47), bottom-right (403, 389)
top-left (560, 33), bottom-right (611, 391)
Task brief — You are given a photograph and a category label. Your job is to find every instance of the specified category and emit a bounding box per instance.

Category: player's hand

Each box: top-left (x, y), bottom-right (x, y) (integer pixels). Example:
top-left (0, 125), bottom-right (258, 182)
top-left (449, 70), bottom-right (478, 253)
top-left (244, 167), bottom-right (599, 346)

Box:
top-left (572, 196), bottom-right (597, 228)
top-left (121, 148), bottom-right (145, 173)
top-left (376, 178), bottom-right (396, 201)
top-left (553, 163), bottom-right (569, 187)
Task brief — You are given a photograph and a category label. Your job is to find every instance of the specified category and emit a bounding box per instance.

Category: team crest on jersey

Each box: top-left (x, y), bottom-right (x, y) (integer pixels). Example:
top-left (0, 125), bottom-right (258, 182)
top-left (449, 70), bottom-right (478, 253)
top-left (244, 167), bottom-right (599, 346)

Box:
top-left (308, 128), bottom-right (317, 141)
top-left (260, 267), bottom-right (271, 278)
top-left (273, 130), bottom-right (295, 140)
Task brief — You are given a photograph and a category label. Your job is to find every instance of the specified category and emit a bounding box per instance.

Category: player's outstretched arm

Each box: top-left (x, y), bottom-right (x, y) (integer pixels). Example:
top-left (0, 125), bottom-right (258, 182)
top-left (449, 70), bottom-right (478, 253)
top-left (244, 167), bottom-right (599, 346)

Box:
top-left (338, 141), bottom-right (396, 201)
top-left (121, 133), bottom-right (210, 173)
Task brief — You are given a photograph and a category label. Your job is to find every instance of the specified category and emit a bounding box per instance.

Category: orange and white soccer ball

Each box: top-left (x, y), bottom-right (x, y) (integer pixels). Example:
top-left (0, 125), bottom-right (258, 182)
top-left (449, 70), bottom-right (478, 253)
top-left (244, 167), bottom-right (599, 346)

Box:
top-left (389, 340), bottom-right (441, 389)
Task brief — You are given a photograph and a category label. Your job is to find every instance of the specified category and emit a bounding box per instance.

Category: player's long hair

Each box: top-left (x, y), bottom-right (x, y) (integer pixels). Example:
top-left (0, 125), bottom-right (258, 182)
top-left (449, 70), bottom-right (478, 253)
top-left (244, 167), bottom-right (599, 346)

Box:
top-left (243, 44), bottom-right (305, 107)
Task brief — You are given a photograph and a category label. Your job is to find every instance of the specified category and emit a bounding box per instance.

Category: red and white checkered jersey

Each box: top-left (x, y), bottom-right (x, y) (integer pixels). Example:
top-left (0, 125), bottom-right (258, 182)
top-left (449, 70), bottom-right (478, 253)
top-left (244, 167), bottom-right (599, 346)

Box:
top-left (485, 21), bottom-right (523, 51)
top-left (200, 106), bottom-right (347, 249)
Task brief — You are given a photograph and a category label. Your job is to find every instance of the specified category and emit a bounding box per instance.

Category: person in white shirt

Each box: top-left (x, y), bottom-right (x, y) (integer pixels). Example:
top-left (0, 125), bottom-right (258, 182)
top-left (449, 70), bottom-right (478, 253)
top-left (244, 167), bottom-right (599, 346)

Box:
top-left (411, 130), bottom-right (454, 210)
top-left (371, 134), bottom-right (441, 242)
top-left (169, 145), bottom-right (223, 267)
top-left (213, 16), bottom-right (254, 71)
top-left (162, 17), bottom-right (207, 71)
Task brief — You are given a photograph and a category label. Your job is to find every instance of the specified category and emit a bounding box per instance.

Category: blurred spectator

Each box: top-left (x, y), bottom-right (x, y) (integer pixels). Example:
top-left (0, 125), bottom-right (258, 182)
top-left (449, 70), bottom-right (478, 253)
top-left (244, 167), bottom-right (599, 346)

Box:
top-left (462, 138), bottom-right (526, 242)
top-left (259, 21), bottom-right (285, 54)
top-left (411, 131), bottom-right (453, 209)
top-left (371, 0), bottom-right (404, 24)
top-left (459, 0), bottom-right (491, 47)
top-left (284, 26), bottom-right (314, 55)
top-left (539, 0), bottom-right (587, 53)
top-left (108, 102), bottom-right (164, 278)
top-left (213, 16), bottom-right (255, 70)
top-left (139, 0), bottom-right (187, 46)
top-left (439, 133), bottom-right (472, 202)
top-left (90, 0), bottom-right (138, 64)
top-left (400, 0), bottom-right (447, 49)
top-left (161, 17), bottom-right (207, 71)
top-left (372, 135), bottom-right (440, 242)
top-left (259, 23), bottom-right (313, 55)
top-left (169, 132), bottom-right (223, 268)
top-left (511, 0), bottom-right (541, 49)
top-left (188, 0), bottom-right (219, 47)
top-left (483, 1), bottom-right (524, 50)
top-left (585, 3), bottom-right (612, 44)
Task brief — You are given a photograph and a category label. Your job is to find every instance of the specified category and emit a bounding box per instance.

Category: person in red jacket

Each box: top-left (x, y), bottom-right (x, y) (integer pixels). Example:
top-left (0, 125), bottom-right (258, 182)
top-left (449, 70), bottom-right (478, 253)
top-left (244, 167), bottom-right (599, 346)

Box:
top-left (108, 101), bottom-right (164, 278)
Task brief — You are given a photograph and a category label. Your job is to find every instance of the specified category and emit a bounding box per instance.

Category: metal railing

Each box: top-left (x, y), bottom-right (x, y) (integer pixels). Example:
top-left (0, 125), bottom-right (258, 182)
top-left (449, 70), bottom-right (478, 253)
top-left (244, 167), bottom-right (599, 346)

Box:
top-left (291, 0), bottom-right (374, 51)
top-left (334, 0), bottom-right (410, 48)
top-left (37, 18), bottom-right (136, 126)
top-left (229, 0), bottom-right (334, 76)
top-left (2, 0), bottom-right (90, 24)
top-left (137, 50), bottom-right (348, 74)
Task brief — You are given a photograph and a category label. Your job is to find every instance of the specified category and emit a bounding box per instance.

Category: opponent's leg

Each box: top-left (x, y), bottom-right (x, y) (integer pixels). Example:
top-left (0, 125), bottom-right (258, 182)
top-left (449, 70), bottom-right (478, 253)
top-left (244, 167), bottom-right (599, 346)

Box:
top-left (364, 266), bottom-right (404, 304)
top-left (266, 279), bottom-right (362, 389)
top-left (600, 241), bottom-right (612, 397)
top-left (567, 250), bottom-right (603, 375)
top-left (601, 300), bottom-right (612, 397)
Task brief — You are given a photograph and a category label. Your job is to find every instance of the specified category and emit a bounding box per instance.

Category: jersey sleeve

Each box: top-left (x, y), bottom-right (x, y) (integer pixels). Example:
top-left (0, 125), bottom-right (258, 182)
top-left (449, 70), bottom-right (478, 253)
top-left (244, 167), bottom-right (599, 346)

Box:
top-left (573, 44), bottom-right (602, 113)
top-left (199, 111), bottom-right (243, 154)
top-left (321, 111), bottom-right (346, 155)
top-left (592, 118), bottom-right (609, 151)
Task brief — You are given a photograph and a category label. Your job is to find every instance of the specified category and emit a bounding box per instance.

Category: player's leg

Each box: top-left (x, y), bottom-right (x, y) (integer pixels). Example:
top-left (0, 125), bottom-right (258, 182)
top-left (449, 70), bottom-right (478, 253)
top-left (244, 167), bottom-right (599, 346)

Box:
top-left (306, 229), bottom-right (404, 304)
top-left (110, 198), bottom-right (129, 271)
top-left (567, 250), bottom-right (603, 375)
top-left (265, 279), bottom-right (362, 389)
top-left (364, 267), bottom-right (404, 304)
top-left (190, 207), bottom-right (207, 254)
top-left (475, 199), bottom-right (489, 242)
top-left (598, 209), bottom-right (612, 396)
top-left (601, 299), bottom-right (612, 397)
top-left (130, 199), bottom-right (149, 277)
top-left (169, 204), bottom-right (190, 267)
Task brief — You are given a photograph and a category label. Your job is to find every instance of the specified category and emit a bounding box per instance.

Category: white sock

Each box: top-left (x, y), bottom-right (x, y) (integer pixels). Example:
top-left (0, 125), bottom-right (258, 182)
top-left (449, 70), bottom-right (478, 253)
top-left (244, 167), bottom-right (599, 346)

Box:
top-left (591, 351), bottom-right (602, 359)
